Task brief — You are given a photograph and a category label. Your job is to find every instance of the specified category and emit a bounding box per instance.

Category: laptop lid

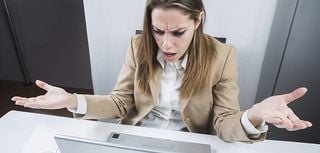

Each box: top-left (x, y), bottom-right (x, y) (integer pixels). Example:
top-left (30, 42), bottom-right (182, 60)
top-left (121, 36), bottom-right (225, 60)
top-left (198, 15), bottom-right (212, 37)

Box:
top-left (55, 134), bottom-right (169, 153)
top-left (106, 132), bottom-right (212, 153)
top-left (55, 132), bottom-right (213, 153)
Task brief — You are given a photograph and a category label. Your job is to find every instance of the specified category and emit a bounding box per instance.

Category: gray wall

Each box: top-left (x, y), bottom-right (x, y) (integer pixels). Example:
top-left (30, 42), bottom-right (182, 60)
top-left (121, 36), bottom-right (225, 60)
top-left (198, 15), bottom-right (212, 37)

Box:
top-left (1, 0), bottom-right (93, 89)
top-left (83, 0), bottom-right (278, 110)
top-left (256, 0), bottom-right (298, 103)
top-left (0, 1), bottom-right (24, 82)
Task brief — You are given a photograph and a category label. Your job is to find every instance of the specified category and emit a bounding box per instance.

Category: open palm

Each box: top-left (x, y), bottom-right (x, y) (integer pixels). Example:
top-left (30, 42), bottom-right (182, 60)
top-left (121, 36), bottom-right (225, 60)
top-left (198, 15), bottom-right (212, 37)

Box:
top-left (248, 87), bottom-right (312, 131)
top-left (12, 80), bottom-right (77, 110)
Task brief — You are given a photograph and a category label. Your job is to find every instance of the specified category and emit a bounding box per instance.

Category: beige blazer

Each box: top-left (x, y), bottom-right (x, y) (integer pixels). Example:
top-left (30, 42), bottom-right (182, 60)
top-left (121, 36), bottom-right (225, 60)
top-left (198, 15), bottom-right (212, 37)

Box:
top-left (77, 35), bottom-right (265, 142)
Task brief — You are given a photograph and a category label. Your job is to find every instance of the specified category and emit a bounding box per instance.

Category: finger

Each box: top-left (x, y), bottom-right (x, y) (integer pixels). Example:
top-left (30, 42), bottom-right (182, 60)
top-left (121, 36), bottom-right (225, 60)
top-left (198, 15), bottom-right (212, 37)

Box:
top-left (287, 127), bottom-right (305, 131)
top-left (286, 109), bottom-right (300, 122)
top-left (24, 102), bottom-right (41, 109)
top-left (264, 116), bottom-right (282, 124)
top-left (25, 101), bottom-right (52, 109)
top-left (35, 80), bottom-right (54, 91)
top-left (15, 100), bottom-right (28, 106)
top-left (305, 121), bottom-right (312, 127)
top-left (273, 118), bottom-right (293, 129)
top-left (287, 120), bottom-right (311, 131)
top-left (282, 87), bottom-right (307, 104)
top-left (293, 120), bottom-right (312, 128)
top-left (11, 96), bottom-right (27, 101)
top-left (282, 116), bottom-right (294, 129)
top-left (272, 111), bottom-right (294, 129)
top-left (293, 121), bottom-right (306, 129)
top-left (274, 120), bottom-right (294, 129)
top-left (14, 97), bottom-right (36, 106)
top-left (274, 123), bottom-right (285, 129)
top-left (22, 97), bottom-right (39, 108)
top-left (264, 112), bottom-right (287, 128)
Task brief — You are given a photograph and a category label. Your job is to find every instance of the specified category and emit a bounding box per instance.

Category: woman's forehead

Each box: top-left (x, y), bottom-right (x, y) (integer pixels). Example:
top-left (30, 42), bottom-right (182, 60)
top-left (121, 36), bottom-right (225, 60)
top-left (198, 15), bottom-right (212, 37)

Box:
top-left (151, 8), bottom-right (193, 31)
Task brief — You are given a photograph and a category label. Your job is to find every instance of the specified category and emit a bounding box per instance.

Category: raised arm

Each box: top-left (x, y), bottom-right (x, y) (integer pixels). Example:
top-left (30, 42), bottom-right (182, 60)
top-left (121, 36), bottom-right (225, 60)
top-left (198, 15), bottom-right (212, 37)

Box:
top-left (12, 80), bottom-right (77, 110)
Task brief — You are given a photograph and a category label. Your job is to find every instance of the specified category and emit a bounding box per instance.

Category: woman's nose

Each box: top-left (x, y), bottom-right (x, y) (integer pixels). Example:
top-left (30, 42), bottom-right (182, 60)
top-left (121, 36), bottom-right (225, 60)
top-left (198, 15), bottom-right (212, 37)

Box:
top-left (162, 34), bottom-right (174, 51)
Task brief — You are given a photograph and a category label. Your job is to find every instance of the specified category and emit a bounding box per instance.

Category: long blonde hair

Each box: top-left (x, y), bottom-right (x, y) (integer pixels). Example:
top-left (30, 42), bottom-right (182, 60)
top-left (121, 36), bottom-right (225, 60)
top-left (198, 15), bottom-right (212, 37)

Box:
top-left (137, 0), bottom-right (216, 99)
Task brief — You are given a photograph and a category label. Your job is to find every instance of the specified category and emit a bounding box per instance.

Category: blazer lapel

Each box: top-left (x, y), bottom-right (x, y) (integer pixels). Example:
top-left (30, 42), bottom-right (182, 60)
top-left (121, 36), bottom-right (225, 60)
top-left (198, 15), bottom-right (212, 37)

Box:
top-left (149, 65), bottom-right (162, 104)
top-left (180, 95), bottom-right (192, 111)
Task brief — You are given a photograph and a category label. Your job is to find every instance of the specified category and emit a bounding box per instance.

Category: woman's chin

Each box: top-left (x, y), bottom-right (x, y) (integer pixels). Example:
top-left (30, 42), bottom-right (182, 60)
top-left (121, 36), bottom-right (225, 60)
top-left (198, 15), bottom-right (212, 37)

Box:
top-left (164, 56), bottom-right (177, 62)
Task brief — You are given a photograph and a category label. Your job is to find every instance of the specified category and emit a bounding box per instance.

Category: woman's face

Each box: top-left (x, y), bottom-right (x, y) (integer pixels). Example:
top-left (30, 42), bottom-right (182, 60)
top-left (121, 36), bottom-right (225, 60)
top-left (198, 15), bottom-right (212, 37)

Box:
top-left (151, 8), bottom-right (199, 62)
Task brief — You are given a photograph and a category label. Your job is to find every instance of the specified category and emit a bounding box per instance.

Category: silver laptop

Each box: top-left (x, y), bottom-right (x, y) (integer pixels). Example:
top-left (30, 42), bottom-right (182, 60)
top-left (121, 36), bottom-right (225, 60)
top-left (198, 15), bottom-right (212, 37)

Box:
top-left (55, 132), bottom-right (213, 153)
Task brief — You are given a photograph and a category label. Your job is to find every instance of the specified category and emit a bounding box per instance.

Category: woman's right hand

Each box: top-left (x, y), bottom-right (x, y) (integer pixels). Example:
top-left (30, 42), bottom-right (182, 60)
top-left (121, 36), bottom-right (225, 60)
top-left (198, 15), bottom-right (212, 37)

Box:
top-left (11, 80), bottom-right (77, 110)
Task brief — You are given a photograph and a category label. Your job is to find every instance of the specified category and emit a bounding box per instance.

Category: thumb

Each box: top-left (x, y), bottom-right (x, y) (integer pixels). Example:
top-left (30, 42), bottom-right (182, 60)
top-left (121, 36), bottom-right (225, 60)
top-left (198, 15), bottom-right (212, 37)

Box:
top-left (282, 87), bottom-right (307, 104)
top-left (35, 80), bottom-right (54, 91)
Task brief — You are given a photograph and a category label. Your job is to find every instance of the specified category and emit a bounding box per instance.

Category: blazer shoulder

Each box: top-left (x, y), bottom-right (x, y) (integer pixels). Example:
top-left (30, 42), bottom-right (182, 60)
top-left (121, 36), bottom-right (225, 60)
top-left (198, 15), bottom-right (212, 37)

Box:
top-left (130, 35), bottom-right (142, 53)
top-left (125, 35), bottom-right (142, 63)
top-left (203, 34), bottom-right (236, 63)
top-left (204, 34), bottom-right (235, 56)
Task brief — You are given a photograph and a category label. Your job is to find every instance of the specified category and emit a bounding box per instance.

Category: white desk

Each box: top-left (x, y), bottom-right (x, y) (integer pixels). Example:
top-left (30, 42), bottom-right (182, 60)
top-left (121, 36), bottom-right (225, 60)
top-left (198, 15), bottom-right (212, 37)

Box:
top-left (0, 110), bottom-right (319, 153)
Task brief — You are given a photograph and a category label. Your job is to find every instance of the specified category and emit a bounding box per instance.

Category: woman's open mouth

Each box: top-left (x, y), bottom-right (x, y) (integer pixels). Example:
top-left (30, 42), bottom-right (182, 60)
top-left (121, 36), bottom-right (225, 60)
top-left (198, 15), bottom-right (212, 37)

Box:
top-left (163, 52), bottom-right (176, 57)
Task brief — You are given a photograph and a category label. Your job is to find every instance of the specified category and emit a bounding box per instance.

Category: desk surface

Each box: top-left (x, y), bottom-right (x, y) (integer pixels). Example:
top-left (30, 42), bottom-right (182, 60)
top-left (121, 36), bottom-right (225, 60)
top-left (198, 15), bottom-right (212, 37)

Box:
top-left (0, 110), bottom-right (319, 153)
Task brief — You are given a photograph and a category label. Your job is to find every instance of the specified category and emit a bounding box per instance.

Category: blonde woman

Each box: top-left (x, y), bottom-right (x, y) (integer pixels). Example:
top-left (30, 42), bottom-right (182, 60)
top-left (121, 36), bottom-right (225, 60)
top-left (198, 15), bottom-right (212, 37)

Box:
top-left (12, 0), bottom-right (311, 142)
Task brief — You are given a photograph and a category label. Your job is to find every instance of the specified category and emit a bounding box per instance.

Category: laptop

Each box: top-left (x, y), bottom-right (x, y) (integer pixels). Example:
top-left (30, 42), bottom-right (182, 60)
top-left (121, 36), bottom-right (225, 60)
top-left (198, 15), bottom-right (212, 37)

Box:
top-left (55, 132), bottom-right (214, 153)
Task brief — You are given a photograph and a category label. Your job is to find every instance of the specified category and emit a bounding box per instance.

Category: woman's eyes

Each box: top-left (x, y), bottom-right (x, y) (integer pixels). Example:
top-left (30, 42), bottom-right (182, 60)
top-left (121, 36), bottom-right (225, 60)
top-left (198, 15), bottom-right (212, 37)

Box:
top-left (153, 29), bottom-right (165, 35)
top-left (152, 29), bottom-right (186, 37)
top-left (172, 31), bottom-right (186, 37)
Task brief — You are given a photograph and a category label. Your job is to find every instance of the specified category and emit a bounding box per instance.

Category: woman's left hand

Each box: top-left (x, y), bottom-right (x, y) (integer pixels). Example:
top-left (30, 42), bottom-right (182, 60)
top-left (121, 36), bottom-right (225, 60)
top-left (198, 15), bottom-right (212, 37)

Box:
top-left (247, 87), bottom-right (312, 131)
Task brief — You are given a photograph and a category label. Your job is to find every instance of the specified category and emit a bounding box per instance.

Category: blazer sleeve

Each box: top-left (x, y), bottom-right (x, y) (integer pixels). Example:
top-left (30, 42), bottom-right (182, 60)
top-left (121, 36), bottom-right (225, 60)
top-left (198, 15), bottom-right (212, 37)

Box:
top-left (74, 37), bottom-right (137, 119)
top-left (211, 46), bottom-right (266, 143)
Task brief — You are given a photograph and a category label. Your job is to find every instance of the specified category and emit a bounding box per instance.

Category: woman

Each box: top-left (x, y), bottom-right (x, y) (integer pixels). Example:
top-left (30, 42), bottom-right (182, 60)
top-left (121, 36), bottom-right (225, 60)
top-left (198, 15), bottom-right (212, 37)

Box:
top-left (11, 0), bottom-right (311, 143)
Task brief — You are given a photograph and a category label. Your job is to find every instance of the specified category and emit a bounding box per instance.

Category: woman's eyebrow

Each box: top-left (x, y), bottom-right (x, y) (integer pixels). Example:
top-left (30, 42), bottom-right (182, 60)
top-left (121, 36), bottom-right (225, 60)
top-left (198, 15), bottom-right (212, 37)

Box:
top-left (152, 25), bottom-right (164, 32)
top-left (171, 27), bottom-right (187, 32)
top-left (152, 25), bottom-right (187, 32)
